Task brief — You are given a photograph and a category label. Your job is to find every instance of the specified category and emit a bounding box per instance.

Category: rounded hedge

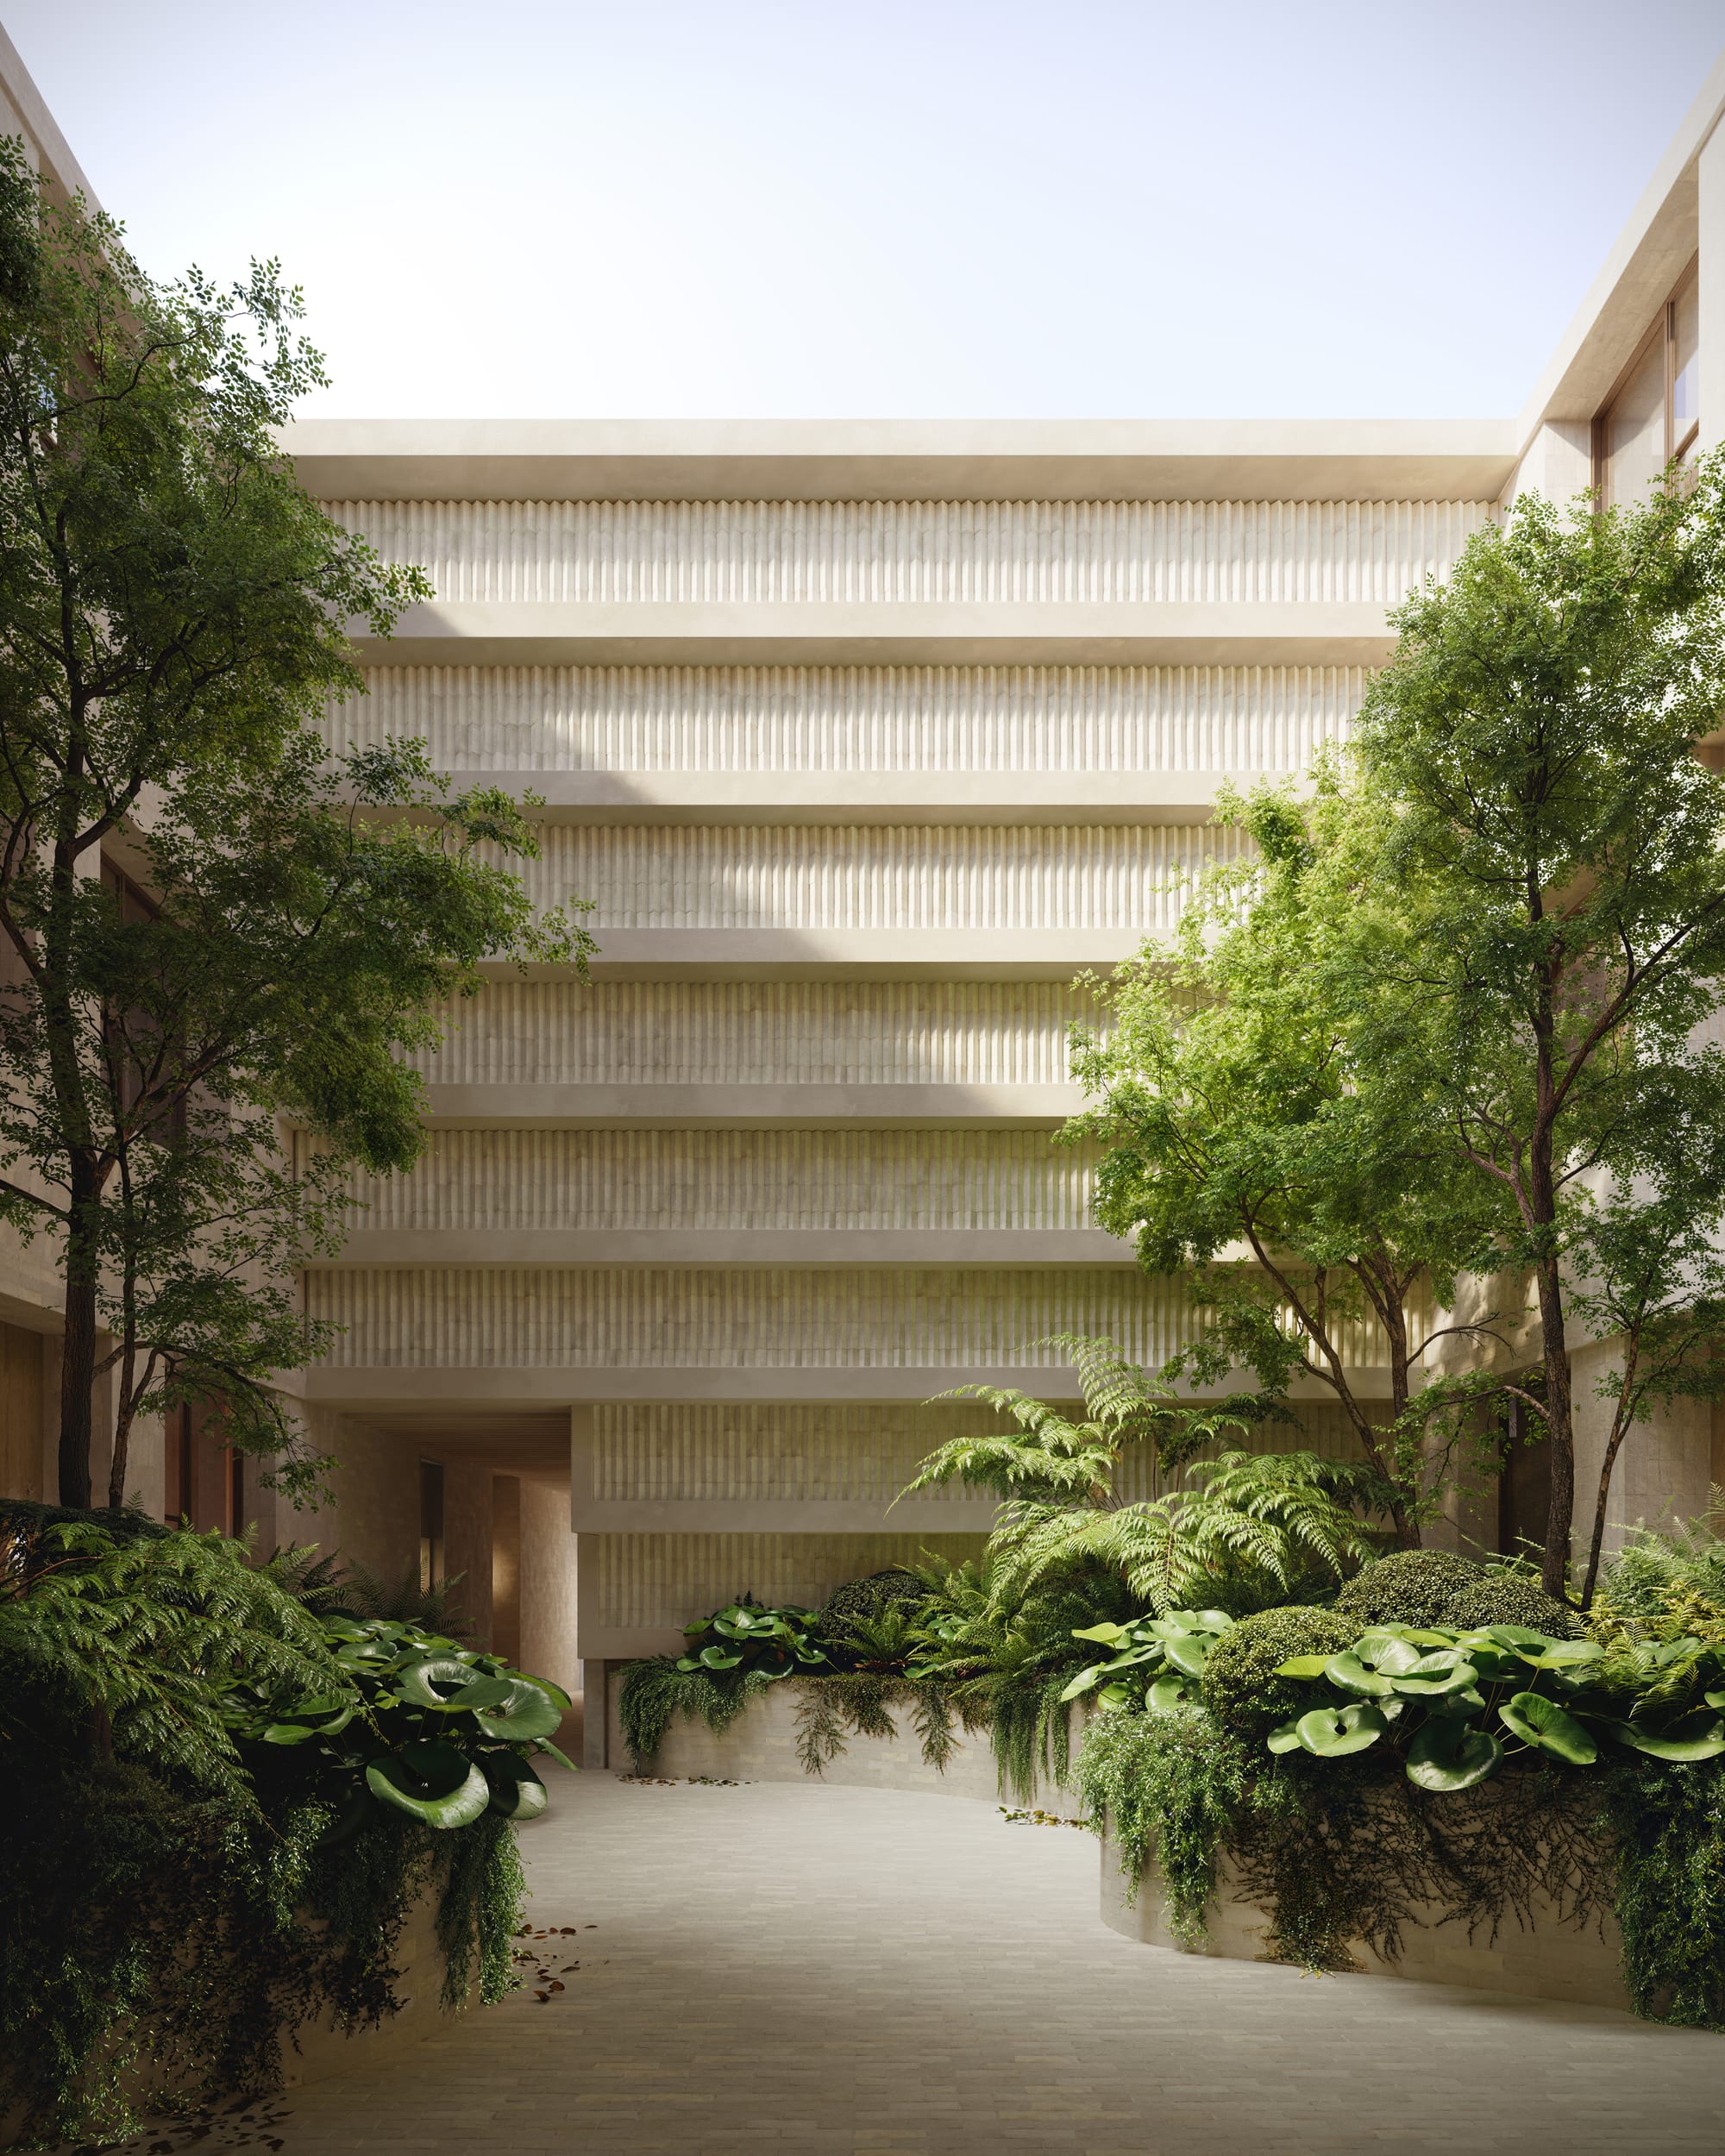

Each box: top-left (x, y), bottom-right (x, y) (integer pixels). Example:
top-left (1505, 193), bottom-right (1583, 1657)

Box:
top-left (1333, 1550), bottom-right (1479, 1626)
top-left (1200, 1606), bottom-right (1364, 1738)
top-left (818, 1569), bottom-right (928, 1633)
top-left (1334, 1549), bottom-right (1579, 1636)
top-left (1446, 1573), bottom-right (1583, 1639)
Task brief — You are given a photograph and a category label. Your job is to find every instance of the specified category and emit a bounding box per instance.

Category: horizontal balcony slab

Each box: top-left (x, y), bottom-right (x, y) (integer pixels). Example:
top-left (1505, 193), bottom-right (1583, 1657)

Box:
top-left (417, 1082), bottom-right (1084, 1125)
top-left (570, 1498), bottom-right (1000, 1532)
top-left (301, 1365), bottom-right (1395, 1406)
top-left (494, 930), bottom-right (1144, 981)
top-left (348, 600), bottom-right (1398, 667)
top-left (390, 770), bottom-right (1248, 826)
top-left (286, 415), bottom-right (1515, 504)
top-left (321, 1229), bottom-right (1138, 1267)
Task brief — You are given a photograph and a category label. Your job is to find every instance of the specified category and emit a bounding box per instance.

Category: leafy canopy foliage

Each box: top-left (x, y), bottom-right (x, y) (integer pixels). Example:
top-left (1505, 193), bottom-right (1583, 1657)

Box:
top-left (0, 143), bottom-right (593, 1502)
top-left (1065, 768), bottom-right (1516, 1542)
top-left (1340, 461), bottom-right (1725, 1596)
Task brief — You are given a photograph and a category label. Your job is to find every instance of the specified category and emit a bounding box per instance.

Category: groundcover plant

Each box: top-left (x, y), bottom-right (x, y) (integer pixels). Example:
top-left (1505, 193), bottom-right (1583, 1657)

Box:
top-left (0, 1504), bottom-right (571, 2147)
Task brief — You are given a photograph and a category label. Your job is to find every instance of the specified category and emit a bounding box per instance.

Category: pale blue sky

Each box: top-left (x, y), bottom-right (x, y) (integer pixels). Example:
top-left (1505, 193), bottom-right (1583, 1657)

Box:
top-left (8, 2), bottom-right (1725, 419)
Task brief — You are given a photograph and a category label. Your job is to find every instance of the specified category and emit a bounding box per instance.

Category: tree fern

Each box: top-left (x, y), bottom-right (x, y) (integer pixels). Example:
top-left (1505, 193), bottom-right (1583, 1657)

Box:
top-left (1, 1514), bottom-right (340, 1805)
top-left (898, 1334), bottom-right (1287, 1507)
top-left (897, 1340), bottom-right (1389, 1616)
top-left (988, 1451), bottom-right (1386, 1613)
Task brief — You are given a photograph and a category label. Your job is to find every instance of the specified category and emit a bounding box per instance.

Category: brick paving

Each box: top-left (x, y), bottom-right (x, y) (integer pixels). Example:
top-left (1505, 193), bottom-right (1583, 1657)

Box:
top-left (260, 1775), bottom-right (1724, 2153)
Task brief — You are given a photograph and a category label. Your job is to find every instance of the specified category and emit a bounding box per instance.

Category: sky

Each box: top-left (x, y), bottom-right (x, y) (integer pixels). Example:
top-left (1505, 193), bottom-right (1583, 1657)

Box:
top-left (7, 1), bottom-right (1725, 421)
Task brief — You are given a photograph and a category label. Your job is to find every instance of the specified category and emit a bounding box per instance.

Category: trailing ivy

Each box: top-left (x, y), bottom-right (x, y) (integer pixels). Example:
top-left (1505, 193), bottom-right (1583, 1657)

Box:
top-left (1598, 1754), bottom-right (1725, 2026)
top-left (618, 1657), bottom-right (776, 1767)
top-left (1075, 1708), bottom-right (1251, 1943)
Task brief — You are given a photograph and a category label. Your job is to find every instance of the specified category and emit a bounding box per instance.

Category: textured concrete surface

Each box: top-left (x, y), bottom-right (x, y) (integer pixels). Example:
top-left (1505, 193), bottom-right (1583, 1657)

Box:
top-left (135, 1775), bottom-right (1725, 2154)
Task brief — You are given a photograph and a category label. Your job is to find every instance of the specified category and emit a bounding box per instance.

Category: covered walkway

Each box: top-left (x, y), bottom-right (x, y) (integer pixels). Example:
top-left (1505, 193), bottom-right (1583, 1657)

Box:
top-left (187, 1777), bottom-right (1725, 2152)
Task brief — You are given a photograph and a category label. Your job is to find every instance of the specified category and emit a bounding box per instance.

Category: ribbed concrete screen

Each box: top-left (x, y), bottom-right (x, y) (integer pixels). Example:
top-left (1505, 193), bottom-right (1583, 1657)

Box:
top-left (294, 453), bottom-right (1499, 1761)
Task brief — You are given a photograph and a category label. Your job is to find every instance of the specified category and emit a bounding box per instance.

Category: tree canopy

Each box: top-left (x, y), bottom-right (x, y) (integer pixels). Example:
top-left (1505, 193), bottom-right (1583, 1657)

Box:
top-left (0, 142), bottom-right (592, 1505)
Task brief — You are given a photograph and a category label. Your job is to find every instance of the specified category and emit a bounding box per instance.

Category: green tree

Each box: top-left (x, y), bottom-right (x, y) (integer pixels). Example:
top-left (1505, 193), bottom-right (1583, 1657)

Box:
top-left (1065, 775), bottom-right (1515, 1545)
top-left (1347, 465), bottom-right (1725, 1601)
top-left (0, 147), bottom-right (592, 1505)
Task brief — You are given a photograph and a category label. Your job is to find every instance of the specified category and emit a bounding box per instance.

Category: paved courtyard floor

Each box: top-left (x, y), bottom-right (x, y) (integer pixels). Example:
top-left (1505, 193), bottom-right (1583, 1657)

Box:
top-left (166, 1773), bottom-right (1725, 2153)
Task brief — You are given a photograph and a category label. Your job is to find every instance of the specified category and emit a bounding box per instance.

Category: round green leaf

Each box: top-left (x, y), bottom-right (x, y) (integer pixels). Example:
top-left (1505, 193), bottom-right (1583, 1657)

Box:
top-left (1521, 1640), bottom-right (1603, 1670)
top-left (1295, 1703), bottom-right (1388, 1757)
top-left (448, 1675), bottom-right (519, 1711)
top-left (1390, 1651), bottom-right (1480, 1700)
top-left (1603, 1713), bottom-right (1725, 1762)
top-left (1406, 1718), bottom-right (1503, 1791)
top-left (510, 1670), bottom-right (573, 1708)
top-left (483, 1755), bottom-right (549, 1821)
top-left (1355, 1634), bottom-right (1425, 1677)
top-left (473, 1678), bottom-right (566, 1742)
top-left (1324, 1652), bottom-right (1396, 1698)
top-left (1265, 1715), bottom-right (1305, 1756)
top-left (1498, 1691), bottom-right (1598, 1764)
top-left (1271, 1654), bottom-right (1333, 1679)
top-left (698, 1645), bottom-right (743, 1670)
top-left (1162, 1633), bottom-right (1211, 1680)
top-left (394, 1657), bottom-right (480, 1709)
top-left (1147, 1675), bottom-right (1199, 1714)
top-left (367, 1743), bottom-right (491, 1828)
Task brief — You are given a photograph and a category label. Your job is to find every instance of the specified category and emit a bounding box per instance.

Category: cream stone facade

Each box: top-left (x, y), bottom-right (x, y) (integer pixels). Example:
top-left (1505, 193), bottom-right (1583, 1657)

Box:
top-left (5, 29), bottom-right (1725, 1760)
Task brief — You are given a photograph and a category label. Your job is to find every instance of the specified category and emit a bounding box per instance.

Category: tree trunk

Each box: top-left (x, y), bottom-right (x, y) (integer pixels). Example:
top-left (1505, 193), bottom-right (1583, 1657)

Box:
top-left (1533, 1244), bottom-right (1575, 1602)
top-left (106, 1353), bottom-right (135, 1509)
top-left (1582, 1419), bottom-right (1629, 1612)
top-left (58, 1262), bottom-right (97, 1508)
top-left (58, 1170), bottom-right (101, 1508)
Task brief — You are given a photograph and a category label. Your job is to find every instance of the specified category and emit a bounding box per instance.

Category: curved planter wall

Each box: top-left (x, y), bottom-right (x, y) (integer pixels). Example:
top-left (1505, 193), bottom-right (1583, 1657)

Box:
top-left (1098, 1827), bottom-right (1631, 2014)
top-left (611, 1677), bottom-right (1082, 1812)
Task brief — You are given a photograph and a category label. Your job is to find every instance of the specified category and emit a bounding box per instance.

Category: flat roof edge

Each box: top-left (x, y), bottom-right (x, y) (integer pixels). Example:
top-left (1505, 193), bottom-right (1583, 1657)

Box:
top-left (281, 417), bottom-right (1518, 504)
top-left (1515, 47), bottom-right (1725, 448)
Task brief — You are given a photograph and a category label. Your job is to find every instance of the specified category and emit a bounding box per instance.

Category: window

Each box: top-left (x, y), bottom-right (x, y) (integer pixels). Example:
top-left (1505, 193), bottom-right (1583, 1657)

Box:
top-left (1596, 260), bottom-right (1701, 507)
top-left (419, 1460), bottom-right (446, 1591)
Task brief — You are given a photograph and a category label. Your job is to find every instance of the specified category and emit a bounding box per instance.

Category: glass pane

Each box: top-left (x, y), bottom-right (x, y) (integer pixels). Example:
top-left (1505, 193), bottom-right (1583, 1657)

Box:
top-left (1673, 280), bottom-right (1699, 449)
top-left (1604, 333), bottom-right (1666, 507)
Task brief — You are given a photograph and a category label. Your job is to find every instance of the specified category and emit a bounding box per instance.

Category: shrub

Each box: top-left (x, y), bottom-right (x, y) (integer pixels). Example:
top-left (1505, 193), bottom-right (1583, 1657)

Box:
top-left (819, 1569), bottom-right (929, 1633)
top-left (1336, 1548), bottom-right (1580, 1634)
top-left (1333, 1549), bottom-right (1483, 1626)
top-left (1446, 1572), bottom-right (1582, 1638)
top-left (1200, 1606), bottom-right (1363, 1739)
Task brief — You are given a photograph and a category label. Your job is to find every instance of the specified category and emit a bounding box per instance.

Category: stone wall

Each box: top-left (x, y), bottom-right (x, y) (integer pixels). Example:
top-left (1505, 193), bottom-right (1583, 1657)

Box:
top-left (605, 1675), bottom-right (1083, 1814)
top-left (1099, 1831), bottom-right (1631, 2013)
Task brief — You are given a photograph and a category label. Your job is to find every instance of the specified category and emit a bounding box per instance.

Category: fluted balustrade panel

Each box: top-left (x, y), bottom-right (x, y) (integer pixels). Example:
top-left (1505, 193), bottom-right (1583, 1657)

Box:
top-left (342, 1128), bottom-right (1098, 1232)
top-left (591, 1403), bottom-right (1006, 1505)
top-left (410, 981), bottom-right (1090, 1087)
top-left (588, 1532), bottom-right (987, 1632)
top-left (326, 498), bottom-right (1488, 605)
top-left (332, 663), bottom-right (1366, 772)
top-left (591, 1400), bottom-right (1379, 1507)
top-left (306, 1268), bottom-right (1396, 1371)
top-left (520, 821), bottom-right (1241, 930)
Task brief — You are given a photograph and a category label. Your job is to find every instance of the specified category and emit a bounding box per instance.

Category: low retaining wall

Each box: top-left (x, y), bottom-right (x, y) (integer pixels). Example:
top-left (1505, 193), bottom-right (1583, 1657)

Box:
top-left (283, 1886), bottom-right (472, 2087)
top-left (609, 1674), bottom-right (1083, 1813)
top-left (2, 1881), bottom-right (480, 2148)
top-left (1099, 1829), bottom-right (1631, 2013)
